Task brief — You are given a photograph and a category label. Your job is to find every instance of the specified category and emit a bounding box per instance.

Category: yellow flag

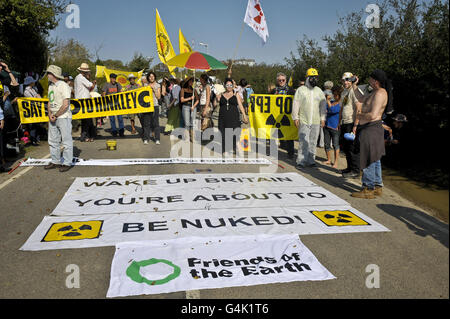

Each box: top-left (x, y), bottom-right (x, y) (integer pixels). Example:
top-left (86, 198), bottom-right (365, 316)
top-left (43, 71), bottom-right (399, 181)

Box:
top-left (155, 9), bottom-right (177, 76)
top-left (179, 29), bottom-right (192, 54)
top-left (288, 73), bottom-right (293, 87)
top-left (39, 76), bottom-right (48, 98)
top-left (103, 67), bottom-right (144, 88)
top-left (96, 65), bottom-right (106, 78)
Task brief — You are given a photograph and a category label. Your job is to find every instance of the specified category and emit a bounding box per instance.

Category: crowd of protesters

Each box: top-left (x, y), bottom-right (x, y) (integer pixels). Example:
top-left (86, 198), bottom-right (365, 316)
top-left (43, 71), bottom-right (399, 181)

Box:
top-left (0, 60), bottom-right (407, 199)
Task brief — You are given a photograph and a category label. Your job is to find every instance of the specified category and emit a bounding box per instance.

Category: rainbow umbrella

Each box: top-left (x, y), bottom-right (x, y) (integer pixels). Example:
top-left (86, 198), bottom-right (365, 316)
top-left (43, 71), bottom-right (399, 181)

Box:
top-left (165, 51), bottom-right (227, 71)
top-left (166, 52), bottom-right (227, 120)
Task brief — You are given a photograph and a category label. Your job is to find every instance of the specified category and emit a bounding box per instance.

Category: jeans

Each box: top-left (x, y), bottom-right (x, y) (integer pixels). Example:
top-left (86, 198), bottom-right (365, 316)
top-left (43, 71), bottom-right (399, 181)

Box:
top-left (182, 104), bottom-right (197, 130)
top-left (48, 118), bottom-right (73, 166)
top-left (297, 124), bottom-right (320, 166)
top-left (323, 127), bottom-right (340, 152)
top-left (109, 115), bottom-right (124, 133)
top-left (362, 160), bottom-right (383, 189)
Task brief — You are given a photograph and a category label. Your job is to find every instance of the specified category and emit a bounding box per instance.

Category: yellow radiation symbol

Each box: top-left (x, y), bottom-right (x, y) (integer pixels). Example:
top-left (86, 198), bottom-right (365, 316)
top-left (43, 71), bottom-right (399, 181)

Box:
top-left (311, 210), bottom-right (370, 226)
top-left (42, 220), bottom-right (103, 242)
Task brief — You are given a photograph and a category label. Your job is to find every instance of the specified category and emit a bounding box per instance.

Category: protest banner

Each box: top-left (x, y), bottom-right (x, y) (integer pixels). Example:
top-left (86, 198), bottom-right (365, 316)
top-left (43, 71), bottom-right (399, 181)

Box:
top-left (20, 206), bottom-right (389, 251)
top-left (102, 67), bottom-right (144, 87)
top-left (49, 173), bottom-right (348, 216)
top-left (248, 94), bottom-right (298, 140)
top-left (17, 86), bottom-right (154, 124)
top-left (106, 234), bottom-right (335, 297)
top-left (20, 157), bottom-right (272, 166)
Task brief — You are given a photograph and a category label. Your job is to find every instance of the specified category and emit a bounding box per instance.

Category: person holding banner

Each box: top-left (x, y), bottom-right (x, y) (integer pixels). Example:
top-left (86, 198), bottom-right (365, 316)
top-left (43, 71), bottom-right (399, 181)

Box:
top-left (125, 74), bottom-right (141, 135)
top-left (271, 72), bottom-right (296, 159)
top-left (102, 74), bottom-right (124, 137)
top-left (75, 63), bottom-right (97, 142)
top-left (216, 78), bottom-right (248, 155)
top-left (43, 65), bottom-right (73, 172)
top-left (292, 68), bottom-right (327, 169)
top-left (147, 72), bottom-right (161, 145)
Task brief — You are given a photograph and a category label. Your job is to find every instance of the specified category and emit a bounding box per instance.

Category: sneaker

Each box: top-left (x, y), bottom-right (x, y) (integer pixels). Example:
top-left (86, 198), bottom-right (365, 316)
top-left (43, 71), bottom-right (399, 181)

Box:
top-left (155, 140), bottom-right (160, 145)
top-left (59, 165), bottom-right (72, 172)
top-left (119, 128), bottom-right (125, 137)
top-left (295, 163), bottom-right (305, 170)
top-left (343, 171), bottom-right (360, 178)
top-left (112, 131), bottom-right (118, 137)
top-left (143, 140), bottom-right (149, 145)
top-left (44, 163), bottom-right (59, 170)
top-left (374, 186), bottom-right (383, 196)
top-left (351, 187), bottom-right (376, 199)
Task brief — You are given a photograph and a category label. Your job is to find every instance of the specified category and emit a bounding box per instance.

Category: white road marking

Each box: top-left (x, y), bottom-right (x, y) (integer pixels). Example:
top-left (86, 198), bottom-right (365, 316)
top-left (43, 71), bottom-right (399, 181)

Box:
top-left (0, 154), bottom-right (50, 191)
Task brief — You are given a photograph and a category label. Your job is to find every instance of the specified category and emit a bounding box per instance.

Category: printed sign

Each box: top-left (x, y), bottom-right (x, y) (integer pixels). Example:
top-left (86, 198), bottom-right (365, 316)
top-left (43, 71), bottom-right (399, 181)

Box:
top-left (20, 206), bottom-right (389, 251)
top-left (248, 94), bottom-right (297, 140)
top-left (106, 234), bottom-right (335, 297)
top-left (17, 86), bottom-right (154, 124)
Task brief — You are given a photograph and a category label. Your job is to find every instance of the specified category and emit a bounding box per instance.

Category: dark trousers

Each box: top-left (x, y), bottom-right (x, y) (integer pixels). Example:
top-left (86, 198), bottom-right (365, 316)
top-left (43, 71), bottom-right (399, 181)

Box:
top-left (340, 123), bottom-right (360, 172)
top-left (81, 118), bottom-right (96, 139)
top-left (149, 105), bottom-right (160, 141)
top-left (138, 113), bottom-right (152, 141)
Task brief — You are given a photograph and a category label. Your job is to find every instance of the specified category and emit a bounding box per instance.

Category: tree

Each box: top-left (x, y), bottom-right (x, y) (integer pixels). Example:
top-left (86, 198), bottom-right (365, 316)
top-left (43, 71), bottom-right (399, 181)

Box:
top-left (0, 0), bottom-right (68, 74)
top-left (49, 38), bottom-right (93, 76)
top-left (127, 52), bottom-right (153, 72)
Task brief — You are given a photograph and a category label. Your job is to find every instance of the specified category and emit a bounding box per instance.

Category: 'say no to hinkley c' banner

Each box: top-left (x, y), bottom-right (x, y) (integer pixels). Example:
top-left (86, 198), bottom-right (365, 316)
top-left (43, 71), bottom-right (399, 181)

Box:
top-left (17, 86), bottom-right (154, 124)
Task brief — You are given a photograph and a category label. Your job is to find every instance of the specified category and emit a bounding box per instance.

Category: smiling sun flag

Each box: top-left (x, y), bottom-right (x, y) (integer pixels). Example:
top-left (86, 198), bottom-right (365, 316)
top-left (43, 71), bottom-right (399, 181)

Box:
top-left (156, 9), bottom-right (177, 76)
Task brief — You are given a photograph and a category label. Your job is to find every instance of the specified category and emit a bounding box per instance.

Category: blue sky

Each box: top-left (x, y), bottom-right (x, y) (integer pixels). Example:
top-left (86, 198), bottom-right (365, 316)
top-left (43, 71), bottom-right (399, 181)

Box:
top-left (50, 0), bottom-right (386, 66)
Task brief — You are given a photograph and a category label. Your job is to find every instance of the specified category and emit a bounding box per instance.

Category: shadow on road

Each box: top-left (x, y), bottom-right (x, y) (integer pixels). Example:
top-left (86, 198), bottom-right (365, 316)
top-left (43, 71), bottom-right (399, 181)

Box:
top-left (377, 204), bottom-right (449, 248)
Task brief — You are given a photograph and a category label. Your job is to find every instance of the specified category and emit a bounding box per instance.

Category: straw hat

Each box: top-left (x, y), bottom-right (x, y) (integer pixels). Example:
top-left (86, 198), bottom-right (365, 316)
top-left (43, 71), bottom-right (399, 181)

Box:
top-left (45, 65), bottom-right (64, 80)
top-left (77, 62), bottom-right (91, 72)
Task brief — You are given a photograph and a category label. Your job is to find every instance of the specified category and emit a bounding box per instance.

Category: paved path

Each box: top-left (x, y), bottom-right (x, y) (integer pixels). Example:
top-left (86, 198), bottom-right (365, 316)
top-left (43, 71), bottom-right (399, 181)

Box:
top-left (0, 118), bottom-right (448, 299)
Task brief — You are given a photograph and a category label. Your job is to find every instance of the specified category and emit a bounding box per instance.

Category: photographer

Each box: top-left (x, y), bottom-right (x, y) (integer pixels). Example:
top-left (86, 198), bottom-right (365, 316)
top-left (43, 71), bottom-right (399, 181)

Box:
top-left (339, 72), bottom-right (362, 178)
top-left (0, 61), bottom-right (19, 173)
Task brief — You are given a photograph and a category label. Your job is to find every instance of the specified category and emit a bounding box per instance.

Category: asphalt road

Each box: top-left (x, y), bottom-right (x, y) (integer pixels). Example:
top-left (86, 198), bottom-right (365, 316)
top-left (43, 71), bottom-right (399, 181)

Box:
top-left (0, 117), bottom-right (448, 301)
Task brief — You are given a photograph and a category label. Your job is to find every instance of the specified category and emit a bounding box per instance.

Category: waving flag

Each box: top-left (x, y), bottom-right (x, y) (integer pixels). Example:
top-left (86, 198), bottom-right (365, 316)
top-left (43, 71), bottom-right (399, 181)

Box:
top-left (179, 29), bottom-right (192, 54)
top-left (155, 9), bottom-right (177, 76)
top-left (244, 0), bottom-right (269, 43)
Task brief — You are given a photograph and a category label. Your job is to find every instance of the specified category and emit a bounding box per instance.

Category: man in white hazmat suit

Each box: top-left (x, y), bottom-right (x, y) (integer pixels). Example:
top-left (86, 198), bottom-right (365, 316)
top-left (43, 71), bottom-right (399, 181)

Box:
top-left (292, 68), bottom-right (327, 169)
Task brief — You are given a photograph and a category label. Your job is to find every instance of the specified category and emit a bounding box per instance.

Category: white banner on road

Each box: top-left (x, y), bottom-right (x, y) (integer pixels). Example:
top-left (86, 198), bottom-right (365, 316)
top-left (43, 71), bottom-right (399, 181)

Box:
top-left (20, 206), bottom-right (389, 251)
top-left (21, 157), bottom-right (272, 166)
top-left (106, 234), bottom-right (335, 297)
top-left (50, 173), bottom-right (347, 216)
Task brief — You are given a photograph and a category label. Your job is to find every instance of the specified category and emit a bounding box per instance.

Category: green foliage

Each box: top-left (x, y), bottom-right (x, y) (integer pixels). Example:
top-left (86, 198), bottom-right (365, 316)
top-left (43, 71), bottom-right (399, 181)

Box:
top-left (0, 0), bottom-right (68, 74)
top-left (286, 0), bottom-right (449, 184)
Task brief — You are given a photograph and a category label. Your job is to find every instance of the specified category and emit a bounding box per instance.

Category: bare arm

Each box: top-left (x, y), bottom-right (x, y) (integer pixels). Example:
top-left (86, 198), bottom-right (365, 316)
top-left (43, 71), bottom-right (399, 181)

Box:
top-left (236, 94), bottom-right (248, 123)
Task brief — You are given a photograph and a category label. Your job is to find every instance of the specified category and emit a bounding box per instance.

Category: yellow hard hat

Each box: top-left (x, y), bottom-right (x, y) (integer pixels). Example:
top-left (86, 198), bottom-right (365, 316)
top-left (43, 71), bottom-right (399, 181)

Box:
top-left (306, 68), bottom-right (319, 77)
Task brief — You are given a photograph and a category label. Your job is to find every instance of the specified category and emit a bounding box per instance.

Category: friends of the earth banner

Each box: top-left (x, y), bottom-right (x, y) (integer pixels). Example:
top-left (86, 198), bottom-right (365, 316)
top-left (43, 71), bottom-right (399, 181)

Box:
top-left (17, 86), bottom-right (154, 124)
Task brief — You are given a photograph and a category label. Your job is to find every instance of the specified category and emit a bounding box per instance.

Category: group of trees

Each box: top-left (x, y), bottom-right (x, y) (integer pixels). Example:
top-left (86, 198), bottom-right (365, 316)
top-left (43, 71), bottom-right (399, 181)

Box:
top-left (284, 0), bottom-right (448, 186)
top-left (1, 0), bottom-right (447, 186)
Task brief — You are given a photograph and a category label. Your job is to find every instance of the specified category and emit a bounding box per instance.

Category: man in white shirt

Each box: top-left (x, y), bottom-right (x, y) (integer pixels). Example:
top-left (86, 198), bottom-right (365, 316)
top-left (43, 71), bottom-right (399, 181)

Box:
top-left (292, 68), bottom-right (327, 169)
top-left (44, 65), bottom-right (73, 172)
top-left (75, 63), bottom-right (96, 142)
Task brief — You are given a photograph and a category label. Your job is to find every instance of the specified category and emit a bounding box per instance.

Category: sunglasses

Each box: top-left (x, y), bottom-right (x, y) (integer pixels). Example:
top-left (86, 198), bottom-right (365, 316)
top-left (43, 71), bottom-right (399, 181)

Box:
top-left (225, 84), bottom-right (233, 88)
top-left (278, 79), bottom-right (286, 82)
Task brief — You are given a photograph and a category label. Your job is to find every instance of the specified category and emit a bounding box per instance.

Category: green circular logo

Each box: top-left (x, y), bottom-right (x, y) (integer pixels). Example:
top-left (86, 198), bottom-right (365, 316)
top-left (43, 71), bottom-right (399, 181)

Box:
top-left (49, 91), bottom-right (55, 103)
top-left (126, 258), bottom-right (181, 286)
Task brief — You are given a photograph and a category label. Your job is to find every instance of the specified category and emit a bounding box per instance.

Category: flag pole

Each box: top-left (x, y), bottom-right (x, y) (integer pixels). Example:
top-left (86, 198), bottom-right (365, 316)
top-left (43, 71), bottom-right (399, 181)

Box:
top-left (228, 21), bottom-right (246, 77)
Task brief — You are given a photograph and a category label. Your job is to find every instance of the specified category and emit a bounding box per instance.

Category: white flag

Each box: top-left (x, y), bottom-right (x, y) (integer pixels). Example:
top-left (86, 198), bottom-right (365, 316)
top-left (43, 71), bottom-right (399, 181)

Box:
top-left (244, 0), bottom-right (269, 43)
